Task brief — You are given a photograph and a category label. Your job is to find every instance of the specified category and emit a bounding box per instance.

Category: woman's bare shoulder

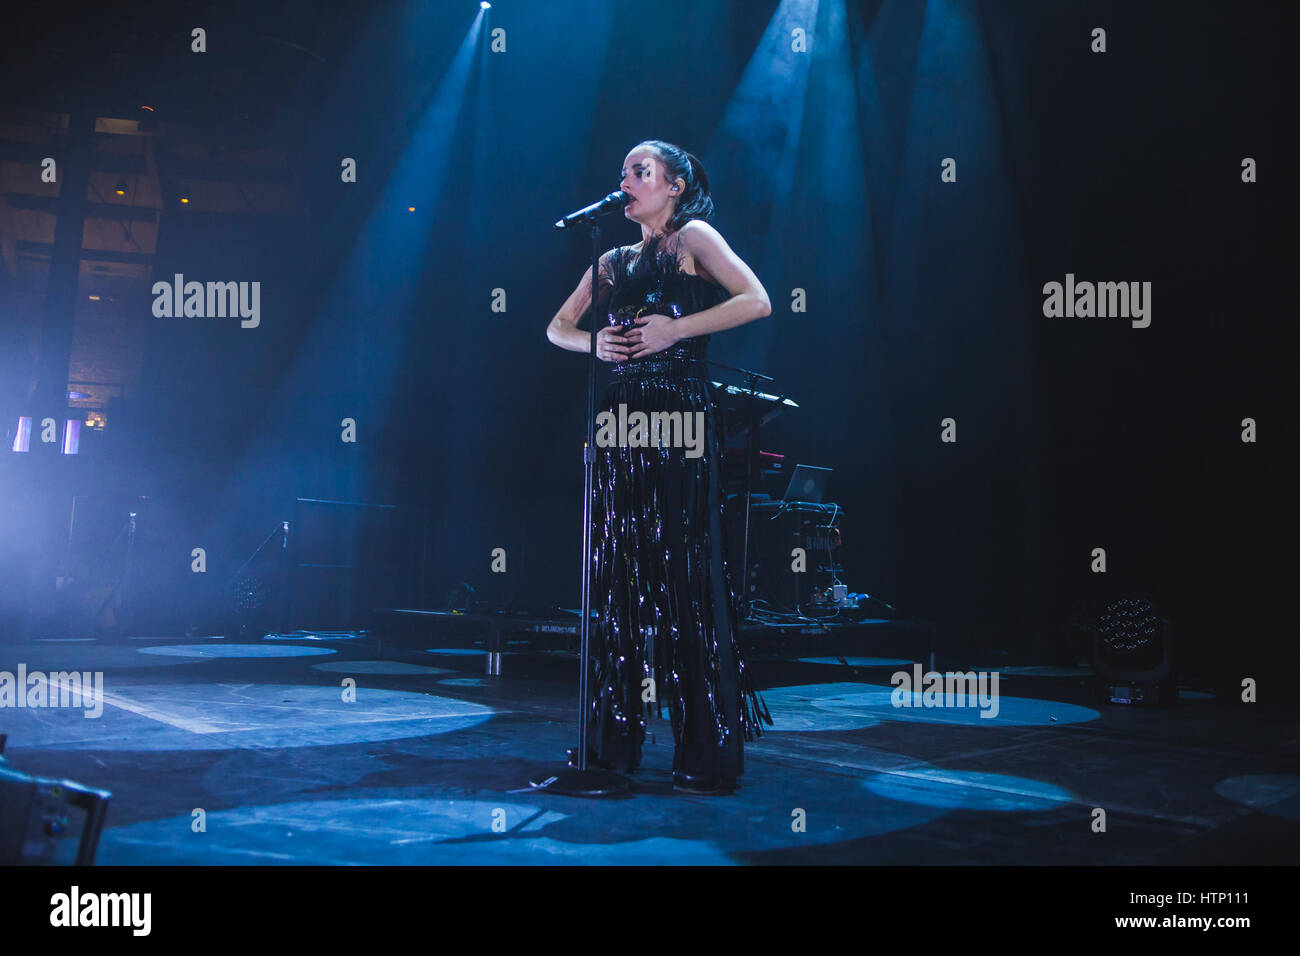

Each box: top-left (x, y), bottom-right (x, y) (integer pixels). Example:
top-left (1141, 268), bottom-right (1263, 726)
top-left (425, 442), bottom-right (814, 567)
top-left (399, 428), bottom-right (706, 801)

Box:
top-left (677, 219), bottom-right (724, 247)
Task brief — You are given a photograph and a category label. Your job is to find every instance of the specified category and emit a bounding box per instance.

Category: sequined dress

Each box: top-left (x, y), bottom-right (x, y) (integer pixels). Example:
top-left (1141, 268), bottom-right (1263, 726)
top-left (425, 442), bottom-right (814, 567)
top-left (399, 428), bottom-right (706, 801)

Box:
top-left (586, 233), bottom-right (772, 780)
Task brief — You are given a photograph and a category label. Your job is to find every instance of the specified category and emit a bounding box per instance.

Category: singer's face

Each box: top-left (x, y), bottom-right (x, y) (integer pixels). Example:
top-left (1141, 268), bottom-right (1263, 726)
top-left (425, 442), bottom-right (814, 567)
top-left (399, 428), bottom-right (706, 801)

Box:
top-left (619, 147), bottom-right (677, 226)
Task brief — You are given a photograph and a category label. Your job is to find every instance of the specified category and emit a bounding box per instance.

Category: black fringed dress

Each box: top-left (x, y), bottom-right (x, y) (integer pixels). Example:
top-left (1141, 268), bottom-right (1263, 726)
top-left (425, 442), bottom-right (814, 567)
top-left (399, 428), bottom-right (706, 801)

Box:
top-left (586, 232), bottom-right (772, 780)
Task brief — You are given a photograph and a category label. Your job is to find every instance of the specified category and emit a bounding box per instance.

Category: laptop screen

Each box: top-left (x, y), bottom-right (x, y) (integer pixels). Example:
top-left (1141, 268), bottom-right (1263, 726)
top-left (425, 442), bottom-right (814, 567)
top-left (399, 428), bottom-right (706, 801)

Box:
top-left (782, 465), bottom-right (832, 503)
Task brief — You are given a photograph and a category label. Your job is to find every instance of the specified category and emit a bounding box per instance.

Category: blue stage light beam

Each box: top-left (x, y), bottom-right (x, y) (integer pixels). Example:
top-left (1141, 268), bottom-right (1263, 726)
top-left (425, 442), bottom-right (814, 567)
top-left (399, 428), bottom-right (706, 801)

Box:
top-left (702, 0), bottom-right (824, 373)
top-left (707, 0), bottom-right (818, 274)
top-left (329, 12), bottom-right (486, 390)
top-left (225, 8), bottom-right (488, 500)
top-left (882, 0), bottom-right (1024, 335)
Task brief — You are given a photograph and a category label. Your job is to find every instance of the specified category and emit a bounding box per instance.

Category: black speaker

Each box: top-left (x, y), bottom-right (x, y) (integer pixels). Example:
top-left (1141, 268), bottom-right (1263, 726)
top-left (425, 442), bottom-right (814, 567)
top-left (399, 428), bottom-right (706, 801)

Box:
top-left (0, 738), bottom-right (112, 865)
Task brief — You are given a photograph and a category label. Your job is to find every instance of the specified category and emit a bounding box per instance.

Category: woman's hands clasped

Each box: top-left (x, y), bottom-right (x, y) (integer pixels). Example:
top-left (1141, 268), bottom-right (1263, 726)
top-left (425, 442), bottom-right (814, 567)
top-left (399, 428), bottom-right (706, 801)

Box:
top-left (596, 314), bottom-right (681, 362)
top-left (626, 313), bottom-right (680, 359)
top-left (596, 325), bottom-right (635, 362)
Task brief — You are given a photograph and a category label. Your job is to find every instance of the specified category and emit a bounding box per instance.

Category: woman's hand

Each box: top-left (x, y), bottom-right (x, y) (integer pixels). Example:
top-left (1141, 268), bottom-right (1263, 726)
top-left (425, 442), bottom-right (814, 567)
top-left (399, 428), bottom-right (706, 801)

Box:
top-left (626, 314), bottom-right (680, 359)
top-left (596, 325), bottom-right (635, 362)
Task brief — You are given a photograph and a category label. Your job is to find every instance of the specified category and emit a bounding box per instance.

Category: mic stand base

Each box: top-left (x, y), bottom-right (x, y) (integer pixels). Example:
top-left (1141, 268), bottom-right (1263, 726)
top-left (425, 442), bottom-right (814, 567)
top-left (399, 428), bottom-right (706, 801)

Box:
top-left (527, 767), bottom-right (631, 797)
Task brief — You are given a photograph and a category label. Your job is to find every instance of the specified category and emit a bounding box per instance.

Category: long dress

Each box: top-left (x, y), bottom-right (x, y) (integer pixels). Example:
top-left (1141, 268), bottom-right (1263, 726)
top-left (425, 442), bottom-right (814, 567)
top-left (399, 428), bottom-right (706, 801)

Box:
top-left (585, 231), bottom-right (772, 781)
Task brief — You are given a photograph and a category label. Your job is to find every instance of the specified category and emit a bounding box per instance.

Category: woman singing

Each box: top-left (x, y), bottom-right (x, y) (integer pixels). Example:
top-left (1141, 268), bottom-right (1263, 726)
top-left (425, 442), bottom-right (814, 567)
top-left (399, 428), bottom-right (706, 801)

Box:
top-left (546, 140), bottom-right (773, 794)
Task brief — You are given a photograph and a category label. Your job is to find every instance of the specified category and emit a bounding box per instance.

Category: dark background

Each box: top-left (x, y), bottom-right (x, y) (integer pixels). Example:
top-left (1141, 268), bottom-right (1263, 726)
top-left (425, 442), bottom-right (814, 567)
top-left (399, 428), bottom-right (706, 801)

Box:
top-left (0, 0), bottom-right (1292, 690)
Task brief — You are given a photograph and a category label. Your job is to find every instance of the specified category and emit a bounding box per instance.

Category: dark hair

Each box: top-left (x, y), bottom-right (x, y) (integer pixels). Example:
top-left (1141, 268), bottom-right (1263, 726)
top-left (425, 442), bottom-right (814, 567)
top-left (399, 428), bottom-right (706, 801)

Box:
top-left (635, 139), bottom-right (714, 233)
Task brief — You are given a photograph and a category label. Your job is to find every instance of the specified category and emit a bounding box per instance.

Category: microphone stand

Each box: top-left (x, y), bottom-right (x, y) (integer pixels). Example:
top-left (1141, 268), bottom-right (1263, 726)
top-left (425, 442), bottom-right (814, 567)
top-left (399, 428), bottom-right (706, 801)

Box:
top-left (529, 218), bottom-right (629, 796)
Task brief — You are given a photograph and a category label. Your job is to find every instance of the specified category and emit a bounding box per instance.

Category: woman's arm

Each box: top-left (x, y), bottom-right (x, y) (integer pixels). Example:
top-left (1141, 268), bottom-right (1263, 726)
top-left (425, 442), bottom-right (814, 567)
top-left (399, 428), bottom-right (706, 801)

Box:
top-left (546, 255), bottom-right (633, 360)
top-left (626, 221), bottom-right (770, 357)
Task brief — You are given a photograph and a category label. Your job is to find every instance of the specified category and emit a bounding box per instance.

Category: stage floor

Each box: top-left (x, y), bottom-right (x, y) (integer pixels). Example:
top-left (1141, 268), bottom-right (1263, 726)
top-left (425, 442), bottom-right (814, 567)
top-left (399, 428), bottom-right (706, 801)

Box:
top-left (3, 637), bottom-right (1298, 865)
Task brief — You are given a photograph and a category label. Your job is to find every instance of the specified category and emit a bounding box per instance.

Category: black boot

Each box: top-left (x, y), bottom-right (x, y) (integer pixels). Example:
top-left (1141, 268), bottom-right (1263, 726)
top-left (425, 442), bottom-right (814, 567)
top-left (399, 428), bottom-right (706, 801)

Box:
top-left (672, 770), bottom-right (738, 795)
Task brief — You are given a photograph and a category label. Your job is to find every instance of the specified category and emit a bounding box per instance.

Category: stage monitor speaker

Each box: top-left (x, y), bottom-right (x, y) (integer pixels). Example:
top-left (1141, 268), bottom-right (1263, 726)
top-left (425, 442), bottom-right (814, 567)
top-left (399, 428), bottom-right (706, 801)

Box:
top-left (0, 737), bottom-right (112, 865)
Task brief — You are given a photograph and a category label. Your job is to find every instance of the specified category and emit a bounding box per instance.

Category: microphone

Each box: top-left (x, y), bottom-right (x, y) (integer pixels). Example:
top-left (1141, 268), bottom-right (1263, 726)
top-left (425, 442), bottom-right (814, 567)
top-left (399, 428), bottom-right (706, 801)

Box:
top-left (554, 190), bottom-right (630, 230)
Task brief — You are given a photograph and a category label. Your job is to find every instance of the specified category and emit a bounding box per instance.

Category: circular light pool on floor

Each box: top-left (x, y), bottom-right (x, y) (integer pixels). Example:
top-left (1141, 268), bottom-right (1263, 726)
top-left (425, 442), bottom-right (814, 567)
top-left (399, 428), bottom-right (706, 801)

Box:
top-left (5, 683), bottom-right (494, 752)
top-left (140, 644), bottom-right (336, 659)
top-left (311, 660), bottom-right (450, 675)
top-left (864, 767), bottom-right (1077, 811)
top-left (1215, 774), bottom-right (1300, 821)
top-left (759, 681), bottom-right (1098, 729)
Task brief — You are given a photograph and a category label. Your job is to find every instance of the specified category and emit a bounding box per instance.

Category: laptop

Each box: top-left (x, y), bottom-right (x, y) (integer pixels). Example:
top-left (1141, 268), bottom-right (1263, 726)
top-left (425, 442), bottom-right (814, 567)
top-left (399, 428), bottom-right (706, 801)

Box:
top-left (782, 464), bottom-right (832, 504)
